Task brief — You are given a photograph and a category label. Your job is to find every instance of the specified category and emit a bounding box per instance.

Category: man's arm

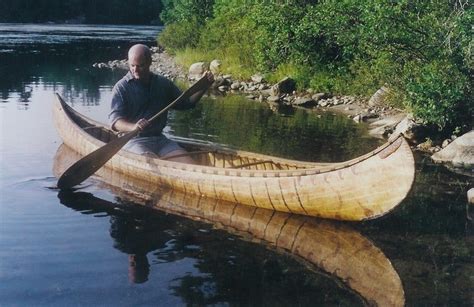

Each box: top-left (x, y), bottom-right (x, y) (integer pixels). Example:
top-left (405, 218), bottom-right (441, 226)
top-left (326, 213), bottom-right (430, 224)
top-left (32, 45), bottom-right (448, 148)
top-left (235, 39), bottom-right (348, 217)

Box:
top-left (113, 118), bottom-right (148, 132)
top-left (113, 72), bottom-right (214, 132)
top-left (188, 71), bottom-right (214, 105)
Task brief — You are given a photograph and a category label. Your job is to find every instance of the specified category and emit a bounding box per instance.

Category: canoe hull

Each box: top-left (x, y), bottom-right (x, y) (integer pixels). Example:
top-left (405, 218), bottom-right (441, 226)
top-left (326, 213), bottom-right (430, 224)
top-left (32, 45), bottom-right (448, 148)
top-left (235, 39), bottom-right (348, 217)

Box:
top-left (53, 94), bottom-right (415, 221)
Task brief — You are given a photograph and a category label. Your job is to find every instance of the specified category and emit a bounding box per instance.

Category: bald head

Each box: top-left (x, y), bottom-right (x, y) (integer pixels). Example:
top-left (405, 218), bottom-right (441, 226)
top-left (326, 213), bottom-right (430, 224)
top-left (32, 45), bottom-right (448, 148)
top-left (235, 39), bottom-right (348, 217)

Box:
top-left (128, 44), bottom-right (152, 81)
top-left (128, 44), bottom-right (152, 62)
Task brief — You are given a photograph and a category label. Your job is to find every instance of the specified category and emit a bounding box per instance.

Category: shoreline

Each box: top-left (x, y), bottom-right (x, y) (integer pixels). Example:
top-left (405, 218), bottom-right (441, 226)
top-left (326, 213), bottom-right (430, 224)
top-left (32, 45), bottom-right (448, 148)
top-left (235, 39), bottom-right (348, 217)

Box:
top-left (94, 47), bottom-right (473, 174)
top-left (96, 48), bottom-right (407, 138)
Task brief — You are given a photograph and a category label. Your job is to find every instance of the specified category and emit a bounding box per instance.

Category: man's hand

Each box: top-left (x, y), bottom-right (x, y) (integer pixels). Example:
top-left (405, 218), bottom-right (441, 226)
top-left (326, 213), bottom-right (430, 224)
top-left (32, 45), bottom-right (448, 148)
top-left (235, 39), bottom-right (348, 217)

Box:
top-left (134, 118), bottom-right (149, 131)
top-left (202, 71), bottom-right (215, 87)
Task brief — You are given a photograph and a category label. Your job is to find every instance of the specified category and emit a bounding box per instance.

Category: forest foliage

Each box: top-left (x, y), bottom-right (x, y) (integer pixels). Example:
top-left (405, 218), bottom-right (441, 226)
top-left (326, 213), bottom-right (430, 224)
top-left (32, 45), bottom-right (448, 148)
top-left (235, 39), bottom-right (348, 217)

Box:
top-left (159, 0), bottom-right (472, 130)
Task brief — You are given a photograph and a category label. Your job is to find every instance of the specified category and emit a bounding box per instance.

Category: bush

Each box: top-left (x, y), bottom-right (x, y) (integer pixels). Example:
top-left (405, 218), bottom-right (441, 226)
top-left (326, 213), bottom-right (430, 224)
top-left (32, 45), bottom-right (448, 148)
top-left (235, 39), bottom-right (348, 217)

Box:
top-left (158, 0), bottom-right (472, 129)
top-left (403, 60), bottom-right (469, 129)
top-left (158, 19), bottom-right (202, 53)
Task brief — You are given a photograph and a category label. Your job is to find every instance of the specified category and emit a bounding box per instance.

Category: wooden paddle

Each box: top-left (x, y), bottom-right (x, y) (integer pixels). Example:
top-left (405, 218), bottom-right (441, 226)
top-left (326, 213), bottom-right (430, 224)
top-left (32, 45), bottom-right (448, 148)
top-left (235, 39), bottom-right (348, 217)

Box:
top-left (57, 75), bottom-right (211, 189)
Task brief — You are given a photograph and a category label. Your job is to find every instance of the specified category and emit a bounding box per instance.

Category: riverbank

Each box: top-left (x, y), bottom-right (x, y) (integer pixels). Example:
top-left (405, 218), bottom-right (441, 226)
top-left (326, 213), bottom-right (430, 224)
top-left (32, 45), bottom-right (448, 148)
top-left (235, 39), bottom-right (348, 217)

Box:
top-left (96, 48), bottom-right (406, 136)
top-left (95, 47), bottom-right (473, 174)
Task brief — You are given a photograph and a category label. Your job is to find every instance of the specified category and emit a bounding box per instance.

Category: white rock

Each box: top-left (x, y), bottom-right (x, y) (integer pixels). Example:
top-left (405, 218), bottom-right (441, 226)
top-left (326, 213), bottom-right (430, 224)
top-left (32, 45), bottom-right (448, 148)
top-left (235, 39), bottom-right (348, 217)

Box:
top-left (442, 139), bottom-right (452, 148)
top-left (230, 82), bottom-right (241, 90)
top-left (251, 74), bottom-right (264, 83)
top-left (432, 130), bottom-right (474, 168)
top-left (311, 93), bottom-right (326, 101)
top-left (468, 188), bottom-right (474, 205)
top-left (390, 116), bottom-right (418, 141)
top-left (267, 95), bottom-right (280, 102)
top-left (368, 85), bottom-right (390, 107)
top-left (210, 60), bottom-right (222, 74)
top-left (189, 62), bottom-right (208, 80)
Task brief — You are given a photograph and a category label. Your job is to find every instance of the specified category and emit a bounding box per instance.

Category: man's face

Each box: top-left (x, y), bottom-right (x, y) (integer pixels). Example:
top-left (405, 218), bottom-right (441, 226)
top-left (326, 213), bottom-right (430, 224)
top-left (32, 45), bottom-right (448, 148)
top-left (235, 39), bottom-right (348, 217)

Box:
top-left (128, 54), bottom-right (151, 81)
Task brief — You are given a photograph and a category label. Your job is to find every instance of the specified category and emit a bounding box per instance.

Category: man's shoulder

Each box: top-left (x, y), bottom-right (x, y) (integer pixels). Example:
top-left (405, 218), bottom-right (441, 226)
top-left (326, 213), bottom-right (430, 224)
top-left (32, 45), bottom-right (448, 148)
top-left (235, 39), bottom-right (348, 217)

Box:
top-left (113, 72), bottom-right (133, 91)
top-left (152, 73), bottom-right (174, 86)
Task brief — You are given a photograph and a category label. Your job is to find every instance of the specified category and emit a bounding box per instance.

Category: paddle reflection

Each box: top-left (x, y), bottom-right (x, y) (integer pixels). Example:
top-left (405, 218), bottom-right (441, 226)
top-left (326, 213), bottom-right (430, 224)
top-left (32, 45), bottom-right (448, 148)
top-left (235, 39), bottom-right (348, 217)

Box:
top-left (54, 144), bottom-right (404, 306)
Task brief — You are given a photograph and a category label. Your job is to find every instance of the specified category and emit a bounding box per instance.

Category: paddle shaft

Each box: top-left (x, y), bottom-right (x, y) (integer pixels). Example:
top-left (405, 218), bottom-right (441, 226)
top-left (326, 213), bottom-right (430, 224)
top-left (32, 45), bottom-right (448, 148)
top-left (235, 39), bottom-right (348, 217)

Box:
top-left (57, 75), bottom-right (210, 189)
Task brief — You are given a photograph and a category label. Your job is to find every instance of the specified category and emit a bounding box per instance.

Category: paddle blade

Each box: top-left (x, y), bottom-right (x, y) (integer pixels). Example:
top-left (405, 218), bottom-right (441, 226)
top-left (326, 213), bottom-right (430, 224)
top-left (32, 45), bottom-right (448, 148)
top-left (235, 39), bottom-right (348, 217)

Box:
top-left (57, 131), bottom-right (137, 189)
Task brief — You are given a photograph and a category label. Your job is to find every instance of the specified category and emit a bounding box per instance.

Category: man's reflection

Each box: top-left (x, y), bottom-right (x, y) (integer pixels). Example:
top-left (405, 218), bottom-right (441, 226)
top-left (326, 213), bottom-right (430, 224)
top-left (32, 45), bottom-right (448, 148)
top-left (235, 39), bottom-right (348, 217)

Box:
top-left (58, 191), bottom-right (171, 284)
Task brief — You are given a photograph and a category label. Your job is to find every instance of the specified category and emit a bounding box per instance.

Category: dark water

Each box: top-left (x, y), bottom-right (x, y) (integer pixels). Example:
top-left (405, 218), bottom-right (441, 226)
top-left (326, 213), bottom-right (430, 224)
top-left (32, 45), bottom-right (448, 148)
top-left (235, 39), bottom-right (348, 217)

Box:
top-left (0, 24), bottom-right (472, 306)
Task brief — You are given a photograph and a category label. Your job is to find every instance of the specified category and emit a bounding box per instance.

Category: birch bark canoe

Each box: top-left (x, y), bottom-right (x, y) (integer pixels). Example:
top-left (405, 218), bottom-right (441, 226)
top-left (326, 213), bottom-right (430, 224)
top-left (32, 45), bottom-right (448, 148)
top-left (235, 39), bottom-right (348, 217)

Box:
top-left (54, 143), bottom-right (405, 306)
top-left (53, 93), bottom-right (415, 221)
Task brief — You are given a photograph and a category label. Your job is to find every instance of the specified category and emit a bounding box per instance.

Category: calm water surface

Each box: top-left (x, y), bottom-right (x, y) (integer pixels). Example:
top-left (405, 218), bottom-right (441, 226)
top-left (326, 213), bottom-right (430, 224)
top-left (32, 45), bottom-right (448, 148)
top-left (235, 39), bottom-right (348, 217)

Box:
top-left (0, 24), bottom-right (472, 306)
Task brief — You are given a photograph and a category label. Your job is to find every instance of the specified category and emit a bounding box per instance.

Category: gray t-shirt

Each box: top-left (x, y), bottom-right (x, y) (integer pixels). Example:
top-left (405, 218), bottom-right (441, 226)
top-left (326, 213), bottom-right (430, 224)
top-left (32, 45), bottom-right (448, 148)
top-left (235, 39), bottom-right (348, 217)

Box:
top-left (109, 72), bottom-right (193, 137)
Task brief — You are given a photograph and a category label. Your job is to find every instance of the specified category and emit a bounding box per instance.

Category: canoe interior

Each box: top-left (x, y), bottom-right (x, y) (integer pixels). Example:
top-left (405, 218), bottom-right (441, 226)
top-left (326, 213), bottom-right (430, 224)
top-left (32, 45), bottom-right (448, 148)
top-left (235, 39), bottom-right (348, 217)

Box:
top-left (66, 106), bottom-right (315, 171)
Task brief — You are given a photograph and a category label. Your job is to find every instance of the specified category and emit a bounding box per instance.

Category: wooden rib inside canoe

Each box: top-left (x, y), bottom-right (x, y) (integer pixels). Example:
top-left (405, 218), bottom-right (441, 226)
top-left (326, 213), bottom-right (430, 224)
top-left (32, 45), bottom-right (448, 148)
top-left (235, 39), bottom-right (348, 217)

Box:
top-left (53, 93), bottom-right (415, 221)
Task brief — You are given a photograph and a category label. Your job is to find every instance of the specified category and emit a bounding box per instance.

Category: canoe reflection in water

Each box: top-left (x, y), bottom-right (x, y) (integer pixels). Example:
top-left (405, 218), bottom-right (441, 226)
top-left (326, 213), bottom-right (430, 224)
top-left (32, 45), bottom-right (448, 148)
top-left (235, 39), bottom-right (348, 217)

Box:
top-left (54, 144), bottom-right (405, 306)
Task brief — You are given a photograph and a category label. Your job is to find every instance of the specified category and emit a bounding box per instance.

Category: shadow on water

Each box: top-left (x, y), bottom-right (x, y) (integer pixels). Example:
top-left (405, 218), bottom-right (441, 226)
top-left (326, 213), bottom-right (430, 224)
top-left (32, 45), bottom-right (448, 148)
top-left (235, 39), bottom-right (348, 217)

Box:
top-left (54, 144), bottom-right (405, 306)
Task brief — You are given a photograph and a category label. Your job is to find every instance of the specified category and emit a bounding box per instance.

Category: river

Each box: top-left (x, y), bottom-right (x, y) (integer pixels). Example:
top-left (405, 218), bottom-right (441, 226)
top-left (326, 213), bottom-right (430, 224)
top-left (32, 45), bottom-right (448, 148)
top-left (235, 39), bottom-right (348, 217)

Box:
top-left (0, 24), bottom-right (471, 306)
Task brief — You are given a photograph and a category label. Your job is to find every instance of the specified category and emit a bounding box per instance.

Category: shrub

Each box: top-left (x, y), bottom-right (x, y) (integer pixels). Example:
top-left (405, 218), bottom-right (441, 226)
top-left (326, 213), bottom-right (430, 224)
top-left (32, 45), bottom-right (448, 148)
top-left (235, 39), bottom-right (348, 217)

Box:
top-left (158, 19), bottom-right (202, 53)
top-left (158, 0), bottom-right (472, 129)
top-left (403, 60), bottom-right (469, 129)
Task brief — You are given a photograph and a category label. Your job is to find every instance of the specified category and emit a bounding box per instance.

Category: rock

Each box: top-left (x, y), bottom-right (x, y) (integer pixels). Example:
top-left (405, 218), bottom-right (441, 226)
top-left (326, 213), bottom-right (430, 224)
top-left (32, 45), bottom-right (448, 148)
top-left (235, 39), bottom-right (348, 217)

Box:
top-left (230, 82), bottom-right (241, 90)
top-left (258, 84), bottom-right (268, 91)
top-left (271, 77), bottom-right (296, 96)
top-left (390, 116), bottom-right (419, 141)
top-left (442, 139), bottom-right (452, 148)
top-left (292, 97), bottom-right (316, 107)
top-left (368, 85), bottom-right (391, 107)
top-left (267, 95), bottom-right (280, 102)
top-left (210, 60), bottom-right (222, 74)
top-left (151, 53), bottom-right (161, 61)
top-left (213, 77), bottom-right (230, 88)
top-left (283, 96), bottom-right (293, 103)
top-left (368, 113), bottom-right (405, 137)
top-left (468, 188), bottom-right (474, 205)
top-left (416, 139), bottom-right (435, 152)
top-left (218, 85), bottom-right (228, 92)
top-left (312, 93), bottom-right (330, 101)
top-left (431, 131), bottom-right (474, 168)
top-left (189, 62), bottom-right (208, 80)
top-left (251, 74), bottom-right (265, 83)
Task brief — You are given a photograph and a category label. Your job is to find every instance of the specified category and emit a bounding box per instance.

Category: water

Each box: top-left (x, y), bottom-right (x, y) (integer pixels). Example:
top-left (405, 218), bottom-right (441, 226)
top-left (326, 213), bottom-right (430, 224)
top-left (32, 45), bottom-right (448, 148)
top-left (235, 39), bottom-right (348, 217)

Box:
top-left (0, 24), bottom-right (472, 306)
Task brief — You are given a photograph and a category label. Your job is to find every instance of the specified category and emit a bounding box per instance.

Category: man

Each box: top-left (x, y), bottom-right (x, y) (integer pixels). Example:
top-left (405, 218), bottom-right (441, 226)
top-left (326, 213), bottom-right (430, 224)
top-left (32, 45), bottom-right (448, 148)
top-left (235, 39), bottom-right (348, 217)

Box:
top-left (109, 44), bottom-right (214, 163)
